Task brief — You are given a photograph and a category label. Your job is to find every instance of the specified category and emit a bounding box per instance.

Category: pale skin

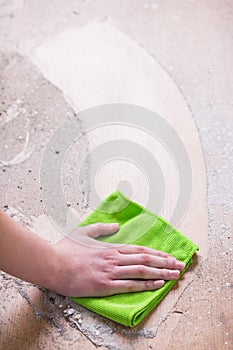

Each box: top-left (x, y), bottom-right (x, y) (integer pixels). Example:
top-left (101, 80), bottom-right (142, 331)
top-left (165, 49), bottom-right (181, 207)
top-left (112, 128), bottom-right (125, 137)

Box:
top-left (0, 209), bottom-right (185, 297)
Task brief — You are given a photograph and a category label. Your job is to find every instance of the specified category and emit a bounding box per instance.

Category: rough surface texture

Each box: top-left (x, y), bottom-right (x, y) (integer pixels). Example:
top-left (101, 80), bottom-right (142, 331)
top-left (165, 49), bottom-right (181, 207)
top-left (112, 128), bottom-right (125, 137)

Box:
top-left (0, 1), bottom-right (232, 350)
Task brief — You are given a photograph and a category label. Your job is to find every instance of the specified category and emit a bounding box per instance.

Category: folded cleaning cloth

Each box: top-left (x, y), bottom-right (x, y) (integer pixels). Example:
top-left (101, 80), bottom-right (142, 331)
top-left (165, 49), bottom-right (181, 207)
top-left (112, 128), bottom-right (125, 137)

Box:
top-left (71, 190), bottom-right (199, 327)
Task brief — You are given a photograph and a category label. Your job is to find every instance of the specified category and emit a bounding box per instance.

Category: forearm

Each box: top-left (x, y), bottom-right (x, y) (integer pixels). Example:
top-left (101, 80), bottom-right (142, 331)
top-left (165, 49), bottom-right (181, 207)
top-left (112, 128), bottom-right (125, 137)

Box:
top-left (0, 209), bottom-right (58, 289)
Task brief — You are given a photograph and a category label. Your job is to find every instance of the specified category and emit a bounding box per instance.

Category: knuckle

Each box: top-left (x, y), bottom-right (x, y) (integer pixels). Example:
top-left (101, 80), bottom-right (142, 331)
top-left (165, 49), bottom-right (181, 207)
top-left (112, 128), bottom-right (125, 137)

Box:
top-left (103, 250), bottom-right (119, 265)
top-left (141, 254), bottom-right (152, 265)
top-left (161, 269), bottom-right (169, 279)
top-left (163, 258), bottom-right (170, 268)
top-left (136, 246), bottom-right (147, 254)
top-left (136, 265), bottom-right (146, 276)
top-left (145, 280), bottom-right (153, 289)
top-left (166, 257), bottom-right (175, 268)
top-left (98, 278), bottom-right (111, 290)
top-left (125, 280), bottom-right (137, 291)
top-left (102, 265), bottom-right (113, 274)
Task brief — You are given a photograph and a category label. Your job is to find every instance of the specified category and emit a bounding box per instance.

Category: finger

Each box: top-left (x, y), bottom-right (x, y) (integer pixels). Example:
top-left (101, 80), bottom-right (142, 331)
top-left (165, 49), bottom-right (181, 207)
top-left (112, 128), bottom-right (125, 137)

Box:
top-left (86, 222), bottom-right (120, 238)
top-left (112, 265), bottom-right (181, 280)
top-left (109, 279), bottom-right (165, 294)
top-left (117, 244), bottom-right (172, 258)
top-left (75, 222), bottom-right (119, 239)
top-left (118, 253), bottom-right (185, 270)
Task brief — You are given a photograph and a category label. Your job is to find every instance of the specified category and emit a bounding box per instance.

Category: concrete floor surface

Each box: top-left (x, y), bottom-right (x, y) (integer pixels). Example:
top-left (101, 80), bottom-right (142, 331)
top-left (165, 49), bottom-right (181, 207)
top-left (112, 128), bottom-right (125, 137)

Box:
top-left (0, 1), bottom-right (232, 349)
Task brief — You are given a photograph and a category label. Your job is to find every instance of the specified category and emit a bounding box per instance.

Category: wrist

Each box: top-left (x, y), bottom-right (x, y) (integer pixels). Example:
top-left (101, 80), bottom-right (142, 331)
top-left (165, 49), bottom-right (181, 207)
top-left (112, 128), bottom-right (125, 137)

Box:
top-left (39, 243), bottom-right (62, 293)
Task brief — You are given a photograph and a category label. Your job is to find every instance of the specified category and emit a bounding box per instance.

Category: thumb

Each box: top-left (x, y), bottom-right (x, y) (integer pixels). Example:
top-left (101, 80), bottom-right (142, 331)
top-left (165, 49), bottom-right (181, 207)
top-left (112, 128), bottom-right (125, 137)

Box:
top-left (85, 222), bottom-right (119, 239)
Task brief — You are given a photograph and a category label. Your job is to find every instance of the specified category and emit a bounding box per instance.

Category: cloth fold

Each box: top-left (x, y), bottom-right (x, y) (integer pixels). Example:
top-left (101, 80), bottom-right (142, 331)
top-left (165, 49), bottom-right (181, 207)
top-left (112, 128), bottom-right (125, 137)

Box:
top-left (71, 190), bottom-right (198, 327)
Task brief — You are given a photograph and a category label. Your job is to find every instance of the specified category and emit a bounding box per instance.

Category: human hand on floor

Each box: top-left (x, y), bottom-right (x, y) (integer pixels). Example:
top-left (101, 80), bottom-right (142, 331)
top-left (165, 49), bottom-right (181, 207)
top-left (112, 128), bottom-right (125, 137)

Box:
top-left (53, 223), bottom-right (185, 297)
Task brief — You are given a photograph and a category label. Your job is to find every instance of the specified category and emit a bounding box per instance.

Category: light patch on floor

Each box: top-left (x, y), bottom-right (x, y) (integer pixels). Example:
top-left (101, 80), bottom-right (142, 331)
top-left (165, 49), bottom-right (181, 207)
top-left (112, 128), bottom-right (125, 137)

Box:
top-left (29, 19), bottom-right (208, 254)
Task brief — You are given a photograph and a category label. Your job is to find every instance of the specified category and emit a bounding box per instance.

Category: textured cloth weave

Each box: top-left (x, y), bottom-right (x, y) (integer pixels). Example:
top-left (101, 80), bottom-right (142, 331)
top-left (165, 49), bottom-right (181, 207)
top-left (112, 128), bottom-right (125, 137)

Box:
top-left (71, 190), bottom-right (198, 327)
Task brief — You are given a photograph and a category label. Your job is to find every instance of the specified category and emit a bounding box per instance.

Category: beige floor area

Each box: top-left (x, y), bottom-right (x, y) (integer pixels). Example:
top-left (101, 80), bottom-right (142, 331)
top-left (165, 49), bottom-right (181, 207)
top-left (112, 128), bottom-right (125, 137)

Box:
top-left (0, 1), bottom-right (232, 349)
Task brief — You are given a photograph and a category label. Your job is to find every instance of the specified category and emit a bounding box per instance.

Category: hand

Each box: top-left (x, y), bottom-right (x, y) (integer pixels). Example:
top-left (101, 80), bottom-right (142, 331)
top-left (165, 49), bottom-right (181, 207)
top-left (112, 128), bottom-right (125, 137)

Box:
top-left (53, 223), bottom-right (185, 297)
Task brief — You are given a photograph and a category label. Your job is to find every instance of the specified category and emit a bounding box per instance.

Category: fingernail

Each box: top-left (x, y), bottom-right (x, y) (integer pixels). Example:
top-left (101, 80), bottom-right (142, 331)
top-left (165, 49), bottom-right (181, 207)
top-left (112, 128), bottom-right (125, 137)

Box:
top-left (110, 223), bottom-right (119, 228)
top-left (175, 261), bottom-right (185, 269)
top-left (156, 280), bottom-right (165, 287)
top-left (170, 270), bottom-right (180, 278)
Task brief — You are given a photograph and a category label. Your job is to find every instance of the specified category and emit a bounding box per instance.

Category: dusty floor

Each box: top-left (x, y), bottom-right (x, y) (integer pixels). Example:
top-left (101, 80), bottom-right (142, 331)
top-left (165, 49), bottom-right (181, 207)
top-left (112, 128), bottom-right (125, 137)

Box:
top-left (0, 1), bottom-right (233, 350)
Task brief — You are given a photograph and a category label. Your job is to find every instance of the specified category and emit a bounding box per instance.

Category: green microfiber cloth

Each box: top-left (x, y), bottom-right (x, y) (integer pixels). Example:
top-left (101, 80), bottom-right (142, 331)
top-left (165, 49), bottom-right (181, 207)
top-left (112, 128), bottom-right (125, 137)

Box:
top-left (71, 190), bottom-right (198, 327)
